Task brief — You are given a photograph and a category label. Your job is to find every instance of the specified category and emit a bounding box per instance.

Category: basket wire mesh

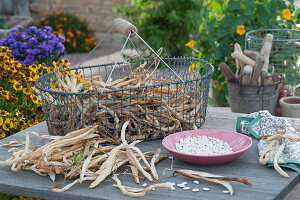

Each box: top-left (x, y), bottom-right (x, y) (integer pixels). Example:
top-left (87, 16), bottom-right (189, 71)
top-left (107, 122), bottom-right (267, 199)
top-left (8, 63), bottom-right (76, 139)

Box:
top-left (36, 58), bottom-right (213, 141)
top-left (35, 19), bottom-right (214, 141)
top-left (245, 29), bottom-right (300, 89)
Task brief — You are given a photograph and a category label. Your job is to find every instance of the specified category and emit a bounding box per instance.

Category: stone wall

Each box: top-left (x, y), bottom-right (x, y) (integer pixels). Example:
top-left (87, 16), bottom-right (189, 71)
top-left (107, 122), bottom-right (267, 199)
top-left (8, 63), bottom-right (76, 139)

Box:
top-left (29, 0), bottom-right (127, 32)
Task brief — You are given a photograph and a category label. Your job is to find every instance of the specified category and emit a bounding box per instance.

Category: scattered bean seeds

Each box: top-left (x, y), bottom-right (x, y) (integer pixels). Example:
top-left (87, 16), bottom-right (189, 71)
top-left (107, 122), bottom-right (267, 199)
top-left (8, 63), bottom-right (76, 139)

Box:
top-left (175, 136), bottom-right (233, 155)
top-left (183, 187), bottom-right (190, 190)
top-left (193, 180), bottom-right (199, 184)
top-left (192, 188), bottom-right (200, 192)
top-left (177, 184), bottom-right (185, 188)
top-left (202, 187), bottom-right (210, 191)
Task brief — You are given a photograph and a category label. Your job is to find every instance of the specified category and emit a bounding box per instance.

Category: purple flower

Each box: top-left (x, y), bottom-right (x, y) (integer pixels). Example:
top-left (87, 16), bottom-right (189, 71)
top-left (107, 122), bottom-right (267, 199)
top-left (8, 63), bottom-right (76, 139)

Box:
top-left (58, 35), bottom-right (65, 42)
top-left (44, 26), bottom-right (52, 33)
top-left (0, 25), bottom-right (65, 65)
top-left (17, 26), bottom-right (24, 30)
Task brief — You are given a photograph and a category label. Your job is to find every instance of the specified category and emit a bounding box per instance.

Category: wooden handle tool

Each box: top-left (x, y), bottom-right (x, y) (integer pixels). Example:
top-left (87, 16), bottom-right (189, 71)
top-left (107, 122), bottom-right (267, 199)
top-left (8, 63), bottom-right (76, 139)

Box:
top-left (231, 51), bottom-right (256, 67)
top-left (260, 34), bottom-right (273, 72)
top-left (219, 62), bottom-right (236, 83)
top-left (250, 54), bottom-right (266, 86)
top-left (112, 18), bottom-right (137, 37)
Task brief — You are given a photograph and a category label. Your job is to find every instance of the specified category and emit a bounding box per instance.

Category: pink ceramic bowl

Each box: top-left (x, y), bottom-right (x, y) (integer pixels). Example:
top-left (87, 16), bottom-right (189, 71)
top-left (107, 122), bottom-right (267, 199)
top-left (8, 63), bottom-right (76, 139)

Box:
top-left (162, 130), bottom-right (252, 165)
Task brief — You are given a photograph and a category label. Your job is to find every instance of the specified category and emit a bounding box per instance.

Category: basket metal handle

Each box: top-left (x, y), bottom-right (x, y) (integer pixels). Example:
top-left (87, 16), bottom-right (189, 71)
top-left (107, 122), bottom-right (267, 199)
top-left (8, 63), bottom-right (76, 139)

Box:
top-left (112, 18), bottom-right (137, 38)
top-left (76, 18), bottom-right (185, 95)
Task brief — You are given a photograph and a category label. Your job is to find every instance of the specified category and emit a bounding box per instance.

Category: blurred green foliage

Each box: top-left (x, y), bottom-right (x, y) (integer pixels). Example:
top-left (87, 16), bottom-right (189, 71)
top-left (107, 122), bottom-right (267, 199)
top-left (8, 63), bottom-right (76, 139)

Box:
top-left (116, 0), bottom-right (205, 57)
top-left (118, 0), bottom-right (298, 106)
top-left (197, 0), bottom-right (296, 106)
top-left (0, 17), bottom-right (8, 29)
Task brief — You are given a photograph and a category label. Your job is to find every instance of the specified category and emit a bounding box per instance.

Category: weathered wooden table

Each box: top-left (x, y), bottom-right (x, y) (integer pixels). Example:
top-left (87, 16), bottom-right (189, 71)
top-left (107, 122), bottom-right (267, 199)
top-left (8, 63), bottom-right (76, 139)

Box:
top-left (0, 110), bottom-right (299, 200)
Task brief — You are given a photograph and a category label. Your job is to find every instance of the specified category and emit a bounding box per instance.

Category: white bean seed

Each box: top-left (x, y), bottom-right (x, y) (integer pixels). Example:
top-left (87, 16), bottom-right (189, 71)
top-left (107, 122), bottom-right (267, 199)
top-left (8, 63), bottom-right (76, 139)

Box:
top-left (183, 187), bottom-right (190, 190)
top-left (142, 183), bottom-right (147, 187)
top-left (223, 190), bottom-right (230, 194)
top-left (177, 184), bottom-right (185, 188)
top-left (192, 188), bottom-right (200, 192)
top-left (193, 180), bottom-right (199, 184)
top-left (182, 182), bottom-right (187, 185)
top-left (202, 187), bottom-right (210, 191)
top-left (175, 136), bottom-right (233, 155)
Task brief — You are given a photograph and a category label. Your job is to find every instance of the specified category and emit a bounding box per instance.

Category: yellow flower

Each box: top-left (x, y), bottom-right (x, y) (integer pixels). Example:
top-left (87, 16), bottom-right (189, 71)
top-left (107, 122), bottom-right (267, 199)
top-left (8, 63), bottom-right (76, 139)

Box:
top-left (10, 117), bottom-right (18, 129)
top-left (236, 25), bottom-right (246, 35)
top-left (29, 64), bottom-right (38, 72)
top-left (0, 117), bottom-right (3, 126)
top-left (16, 112), bottom-right (24, 118)
top-left (0, 130), bottom-right (6, 139)
top-left (1, 90), bottom-right (10, 100)
top-left (47, 67), bottom-right (55, 73)
top-left (282, 8), bottom-right (292, 20)
top-left (25, 77), bottom-right (32, 82)
top-left (188, 63), bottom-right (196, 72)
top-left (20, 124), bottom-right (28, 130)
top-left (27, 120), bottom-right (35, 127)
top-left (191, 63), bottom-right (195, 69)
top-left (0, 110), bottom-right (9, 116)
top-left (52, 61), bottom-right (57, 67)
top-left (30, 94), bottom-right (39, 104)
top-left (18, 119), bottom-right (25, 127)
top-left (3, 118), bottom-right (13, 131)
top-left (13, 82), bottom-right (23, 91)
top-left (185, 40), bottom-right (197, 48)
top-left (23, 88), bottom-right (32, 95)
top-left (37, 67), bottom-right (43, 75)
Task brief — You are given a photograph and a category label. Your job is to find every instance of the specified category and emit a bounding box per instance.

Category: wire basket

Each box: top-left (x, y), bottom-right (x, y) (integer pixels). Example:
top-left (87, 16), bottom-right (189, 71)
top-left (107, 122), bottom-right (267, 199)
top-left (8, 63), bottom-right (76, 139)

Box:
top-left (35, 57), bottom-right (214, 142)
top-left (245, 29), bottom-right (300, 88)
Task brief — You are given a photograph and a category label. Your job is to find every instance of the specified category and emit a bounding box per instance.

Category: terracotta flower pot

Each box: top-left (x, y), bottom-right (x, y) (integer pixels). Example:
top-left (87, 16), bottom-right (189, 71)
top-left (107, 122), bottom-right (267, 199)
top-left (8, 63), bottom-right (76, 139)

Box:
top-left (279, 96), bottom-right (300, 118)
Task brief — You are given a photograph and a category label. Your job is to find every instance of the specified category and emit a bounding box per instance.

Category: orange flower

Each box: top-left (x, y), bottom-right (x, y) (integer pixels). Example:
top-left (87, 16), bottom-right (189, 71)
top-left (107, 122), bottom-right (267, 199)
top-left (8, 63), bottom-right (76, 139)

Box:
top-left (56, 24), bottom-right (64, 28)
top-left (185, 40), bottom-right (197, 48)
top-left (56, 9), bottom-right (64, 15)
top-left (236, 25), bottom-right (246, 35)
top-left (282, 8), bottom-right (292, 20)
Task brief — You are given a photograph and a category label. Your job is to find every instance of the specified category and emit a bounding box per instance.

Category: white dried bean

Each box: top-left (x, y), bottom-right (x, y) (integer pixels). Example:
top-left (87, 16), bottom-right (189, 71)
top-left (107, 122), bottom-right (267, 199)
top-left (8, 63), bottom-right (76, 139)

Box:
top-left (192, 188), bottom-right (200, 192)
top-left (142, 183), bottom-right (147, 187)
top-left (202, 187), bottom-right (210, 191)
top-left (182, 182), bottom-right (187, 185)
top-left (223, 190), bottom-right (230, 194)
top-left (177, 184), bottom-right (185, 188)
top-left (193, 180), bottom-right (199, 184)
top-left (183, 187), bottom-right (190, 190)
top-left (175, 136), bottom-right (233, 155)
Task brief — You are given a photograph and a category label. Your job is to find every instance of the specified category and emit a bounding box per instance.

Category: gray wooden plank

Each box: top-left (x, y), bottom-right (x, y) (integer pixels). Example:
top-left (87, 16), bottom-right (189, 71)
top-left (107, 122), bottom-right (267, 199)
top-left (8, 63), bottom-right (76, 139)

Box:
top-left (0, 111), bottom-right (298, 200)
